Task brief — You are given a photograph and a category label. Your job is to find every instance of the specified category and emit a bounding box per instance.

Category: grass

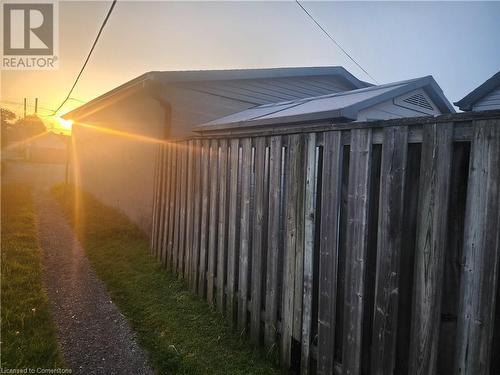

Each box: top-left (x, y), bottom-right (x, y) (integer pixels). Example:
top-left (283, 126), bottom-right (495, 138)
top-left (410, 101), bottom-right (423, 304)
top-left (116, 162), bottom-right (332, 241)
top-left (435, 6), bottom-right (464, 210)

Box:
top-left (1, 184), bottom-right (64, 369)
top-left (52, 184), bottom-right (279, 375)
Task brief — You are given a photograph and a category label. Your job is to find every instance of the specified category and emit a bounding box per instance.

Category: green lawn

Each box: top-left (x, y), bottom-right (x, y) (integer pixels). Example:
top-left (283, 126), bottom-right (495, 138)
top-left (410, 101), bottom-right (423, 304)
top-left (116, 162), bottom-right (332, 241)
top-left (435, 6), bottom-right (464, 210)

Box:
top-left (1, 184), bottom-right (64, 369)
top-left (52, 184), bottom-right (278, 375)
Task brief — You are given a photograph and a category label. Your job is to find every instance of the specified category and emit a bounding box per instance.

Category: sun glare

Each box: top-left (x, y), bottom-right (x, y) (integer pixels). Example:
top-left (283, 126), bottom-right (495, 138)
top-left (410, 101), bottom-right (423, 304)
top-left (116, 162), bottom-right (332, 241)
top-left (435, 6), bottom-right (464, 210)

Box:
top-left (56, 117), bottom-right (73, 130)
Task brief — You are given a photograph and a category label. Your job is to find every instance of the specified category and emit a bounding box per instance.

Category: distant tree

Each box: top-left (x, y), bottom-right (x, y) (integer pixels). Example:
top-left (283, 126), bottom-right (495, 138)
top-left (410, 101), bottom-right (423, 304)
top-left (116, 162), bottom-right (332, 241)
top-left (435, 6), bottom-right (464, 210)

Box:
top-left (1, 107), bottom-right (17, 147)
top-left (1, 107), bottom-right (16, 126)
top-left (13, 115), bottom-right (47, 137)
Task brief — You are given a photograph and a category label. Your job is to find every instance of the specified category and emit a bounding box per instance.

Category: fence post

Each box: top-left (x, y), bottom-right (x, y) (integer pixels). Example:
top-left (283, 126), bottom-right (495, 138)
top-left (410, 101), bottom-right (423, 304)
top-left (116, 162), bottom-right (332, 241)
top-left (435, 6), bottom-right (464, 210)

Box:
top-left (454, 120), bottom-right (500, 375)
top-left (408, 123), bottom-right (453, 375)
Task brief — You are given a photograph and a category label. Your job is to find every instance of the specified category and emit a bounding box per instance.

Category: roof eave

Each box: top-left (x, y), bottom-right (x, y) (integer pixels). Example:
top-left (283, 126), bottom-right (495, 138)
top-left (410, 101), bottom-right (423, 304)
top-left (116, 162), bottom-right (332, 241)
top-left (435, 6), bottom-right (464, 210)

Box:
top-left (454, 71), bottom-right (500, 112)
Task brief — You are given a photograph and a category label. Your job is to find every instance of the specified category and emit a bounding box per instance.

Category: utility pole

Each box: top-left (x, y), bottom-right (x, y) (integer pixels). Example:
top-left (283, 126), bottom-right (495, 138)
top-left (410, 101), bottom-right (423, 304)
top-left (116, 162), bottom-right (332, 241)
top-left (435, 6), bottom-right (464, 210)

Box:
top-left (24, 98), bottom-right (26, 118)
top-left (35, 98), bottom-right (38, 114)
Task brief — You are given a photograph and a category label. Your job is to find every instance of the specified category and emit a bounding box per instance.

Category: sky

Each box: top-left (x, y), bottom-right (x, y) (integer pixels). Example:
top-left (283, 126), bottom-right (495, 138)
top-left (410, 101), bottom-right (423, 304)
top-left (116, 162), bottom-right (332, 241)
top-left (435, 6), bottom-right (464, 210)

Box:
top-left (1, 0), bottom-right (500, 130)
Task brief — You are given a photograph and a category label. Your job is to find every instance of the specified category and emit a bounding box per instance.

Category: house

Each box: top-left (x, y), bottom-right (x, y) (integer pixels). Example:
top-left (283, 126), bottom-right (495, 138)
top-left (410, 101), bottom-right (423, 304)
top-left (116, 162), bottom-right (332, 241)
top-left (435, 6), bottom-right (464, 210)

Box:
top-left (196, 75), bottom-right (454, 132)
top-left (63, 66), bottom-right (454, 233)
top-left (455, 70), bottom-right (500, 111)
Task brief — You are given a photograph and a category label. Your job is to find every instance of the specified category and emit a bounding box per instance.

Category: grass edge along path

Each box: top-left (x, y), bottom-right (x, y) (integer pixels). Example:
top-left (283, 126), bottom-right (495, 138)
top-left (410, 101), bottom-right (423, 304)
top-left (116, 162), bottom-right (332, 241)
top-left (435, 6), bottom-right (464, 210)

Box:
top-left (52, 184), bottom-right (279, 375)
top-left (1, 183), bottom-right (64, 369)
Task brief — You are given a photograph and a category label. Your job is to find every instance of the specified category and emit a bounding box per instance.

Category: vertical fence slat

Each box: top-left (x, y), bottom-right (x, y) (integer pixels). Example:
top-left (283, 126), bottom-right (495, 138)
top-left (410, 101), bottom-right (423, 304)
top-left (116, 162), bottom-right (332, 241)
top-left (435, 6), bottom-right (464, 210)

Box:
top-left (301, 132), bottom-right (317, 375)
top-left (156, 144), bottom-right (166, 260)
top-left (294, 138), bottom-right (307, 342)
top-left (178, 142), bottom-right (188, 277)
top-left (207, 139), bottom-right (219, 306)
top-left (370, 126), bottom-right (408, 375)
top-left (238, 138), bottom-right (252, 332)
top-left (217, 139), bottom-right (229, 313)
top-left (454, 120), bottom-right (500, 375)
top-left (342, 128), bottom-right (372, 375)
top-left (317, 131), bottom-right (343, 375)
top-left (150, 144), bottom-right (161, 255)
top-left (408, 123), bottom-right (453, 375)
top-left (282, 134), bottom-right (303, 368)
top-left (161, 143), bottom-right (172, 264)
top-left (264, 135), bottom-right (282, 348)
top-left (172, 143), bottom-right (183, 274)
top-left (166, 143), bottom-right (177, 270)
top-left (191, 140), bottom-right (202, 292)
top-left (250, 137), bottom-right (266, 344)
top-left (198, 139), bottom-right (211, 296)
top-left (227, 138), bottom-right (240, 325)
top-left (184, 141), bottom-right (194, 278)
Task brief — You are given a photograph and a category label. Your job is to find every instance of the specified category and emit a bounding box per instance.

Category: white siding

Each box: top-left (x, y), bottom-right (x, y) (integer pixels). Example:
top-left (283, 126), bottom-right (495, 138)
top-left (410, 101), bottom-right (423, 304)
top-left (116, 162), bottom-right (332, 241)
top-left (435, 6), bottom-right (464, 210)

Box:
top-left (472, 85), bottom-right (500, 111)
top-left (357, 89), bottom-right (441, 121)
top-left (72, 93), bottom-right (167, 233)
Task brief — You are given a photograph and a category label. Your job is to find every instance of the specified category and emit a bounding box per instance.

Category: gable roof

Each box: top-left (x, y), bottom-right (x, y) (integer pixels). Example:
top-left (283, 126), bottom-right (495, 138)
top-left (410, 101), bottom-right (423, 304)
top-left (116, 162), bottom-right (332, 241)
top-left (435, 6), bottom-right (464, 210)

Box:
top-left (455, 70), bottom-right (500, 111)
top-left (196, 76), bottom-right (454, 132)
top-left (63, 66), bottom-right (371, 120)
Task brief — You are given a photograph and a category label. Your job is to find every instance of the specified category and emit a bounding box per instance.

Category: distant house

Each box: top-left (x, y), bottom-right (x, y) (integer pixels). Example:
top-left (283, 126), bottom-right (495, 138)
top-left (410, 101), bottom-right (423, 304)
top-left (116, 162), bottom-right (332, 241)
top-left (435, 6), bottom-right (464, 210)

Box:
top-left (27, 132), bottom-right (67, 164)
top-left (63, 67), bottom-right (454, 233)
top-left (455, 70), bottom-right (500, 111)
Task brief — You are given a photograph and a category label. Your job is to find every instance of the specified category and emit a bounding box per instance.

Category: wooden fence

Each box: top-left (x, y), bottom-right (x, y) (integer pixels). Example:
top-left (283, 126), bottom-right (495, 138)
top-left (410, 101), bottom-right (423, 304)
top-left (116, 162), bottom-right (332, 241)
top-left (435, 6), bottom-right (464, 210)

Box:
top-left (150, 112), bottom-right (500, 375)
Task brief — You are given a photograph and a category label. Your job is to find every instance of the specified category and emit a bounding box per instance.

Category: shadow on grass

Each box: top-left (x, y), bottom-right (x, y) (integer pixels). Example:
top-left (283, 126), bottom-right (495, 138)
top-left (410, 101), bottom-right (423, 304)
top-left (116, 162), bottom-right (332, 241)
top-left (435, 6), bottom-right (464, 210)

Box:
top-left (52, 184), bottom-right (279, 375)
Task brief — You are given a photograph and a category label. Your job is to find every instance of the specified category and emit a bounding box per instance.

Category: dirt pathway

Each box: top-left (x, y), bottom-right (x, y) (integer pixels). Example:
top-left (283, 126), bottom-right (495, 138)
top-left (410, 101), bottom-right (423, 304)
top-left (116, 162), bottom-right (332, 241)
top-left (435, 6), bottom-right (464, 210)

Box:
top-left (33, 188), bottom-right (153, 374)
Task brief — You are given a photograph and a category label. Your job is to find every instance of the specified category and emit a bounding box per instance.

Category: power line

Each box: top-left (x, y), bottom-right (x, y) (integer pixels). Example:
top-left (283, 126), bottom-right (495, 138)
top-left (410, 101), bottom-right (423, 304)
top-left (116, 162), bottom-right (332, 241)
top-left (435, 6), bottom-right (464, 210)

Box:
top-left (52, 0), bottom-right (117, 115)
top-left (0, 99), bottom-right (55, 113)
top-left (295, 0), bottom-right (378, 84)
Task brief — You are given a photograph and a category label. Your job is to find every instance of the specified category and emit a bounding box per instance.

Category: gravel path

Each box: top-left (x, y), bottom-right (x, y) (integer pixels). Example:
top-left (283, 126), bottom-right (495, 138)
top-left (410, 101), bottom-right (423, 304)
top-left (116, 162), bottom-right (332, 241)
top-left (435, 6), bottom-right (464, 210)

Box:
top-left (34, 190), bottom-right (154, 375)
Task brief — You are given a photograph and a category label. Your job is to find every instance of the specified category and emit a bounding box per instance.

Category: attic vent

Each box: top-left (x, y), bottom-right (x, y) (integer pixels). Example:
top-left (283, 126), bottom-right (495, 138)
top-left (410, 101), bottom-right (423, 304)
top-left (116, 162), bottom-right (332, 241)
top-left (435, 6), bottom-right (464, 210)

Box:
top-left (402, 93), bottom-right (434, 111)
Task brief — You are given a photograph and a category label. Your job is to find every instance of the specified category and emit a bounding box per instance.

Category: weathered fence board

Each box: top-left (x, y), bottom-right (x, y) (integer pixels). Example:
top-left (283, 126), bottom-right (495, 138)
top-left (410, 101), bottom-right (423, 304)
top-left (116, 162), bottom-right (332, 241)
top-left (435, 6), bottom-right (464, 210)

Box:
top-left (190, 140), bottom-right (202, 292)
top-left (178, 143), bottom-right (188, 277)
top-left (250, 137), bottom-right (266, 344)
top-left (238, 138), bottom-right (252, 332)
top-left (317, 131), bottom-right (343, 375)
top-left (198, 140), bottom-right (210, 296)
top-left (282, 134), bottom-right (303, 368)
top-left (455, 120), bottom-right (500, 375)
top-left (217, 139), bottom-right (229, 313)
top-left (370, 126), bottom-right (408, 375)
top-left (226, 138), bottom-right (240, 324)
top-left (264, 135), bottom-right (282, 348)
top-left (301, 132), bottom-right (318, 374)
top-left (207, 139), bottom-right (219, 305)
top-left (342, 128), bottom-right (373, 375)
top-left (151, 115), bottom-right (500, 375)
top-left (408, 123), bottom-right (453, 375)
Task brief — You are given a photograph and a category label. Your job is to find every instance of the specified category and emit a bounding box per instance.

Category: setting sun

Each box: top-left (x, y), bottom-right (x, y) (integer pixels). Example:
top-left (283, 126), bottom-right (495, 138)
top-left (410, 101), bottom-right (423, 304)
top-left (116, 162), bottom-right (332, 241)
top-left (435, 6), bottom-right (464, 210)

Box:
top-left (55, 117), bottom-right (73, 131)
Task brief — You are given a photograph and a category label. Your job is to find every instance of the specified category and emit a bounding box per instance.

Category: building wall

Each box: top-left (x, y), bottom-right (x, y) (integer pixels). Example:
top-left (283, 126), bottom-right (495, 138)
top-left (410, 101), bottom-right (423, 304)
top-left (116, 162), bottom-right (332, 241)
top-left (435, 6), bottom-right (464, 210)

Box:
top-left (72, 93), bottom-right (167, 233)
top-left (472, 85), bottom-right (500, 111)
top-left (69, 74), bottom-right (364, 232)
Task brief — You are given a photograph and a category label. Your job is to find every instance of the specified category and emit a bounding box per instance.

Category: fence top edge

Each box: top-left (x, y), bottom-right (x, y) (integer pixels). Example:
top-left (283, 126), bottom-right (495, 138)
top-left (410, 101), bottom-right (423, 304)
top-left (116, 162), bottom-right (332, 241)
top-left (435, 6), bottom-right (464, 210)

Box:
top-left (166, 109), bottom-right (500, 143)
